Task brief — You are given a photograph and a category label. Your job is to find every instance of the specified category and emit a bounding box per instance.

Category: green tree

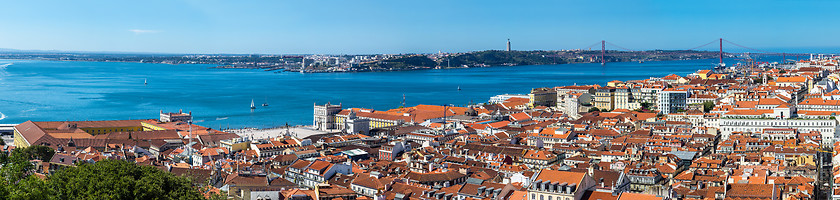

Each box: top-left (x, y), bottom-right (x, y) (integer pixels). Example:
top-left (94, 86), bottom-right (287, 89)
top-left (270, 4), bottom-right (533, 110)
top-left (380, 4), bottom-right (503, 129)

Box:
top-left (207, 191), bottom-right (228, 200)
top-left (640, 102), bottom-right (652, 110)
top-left (1, 146), bottom-right (43, 185)
top-left (587, 107), bottom-right (600, 112)
top-left (48, 159), bottom-right (204, 200)
top-left (0, 150), bottom-right (8, 165)
top-left (1, 147), bottom-right (209, 200)
top-left (703, 101), bottom-right (716, 112)
top-left (12, 145), bottom-right (55, 161)
top-left (0, 182), bottom-right (6, 199)
top-left (0, 146), bottom-right (47, 200)
top-left (6, 176), bottom-right (49, 200)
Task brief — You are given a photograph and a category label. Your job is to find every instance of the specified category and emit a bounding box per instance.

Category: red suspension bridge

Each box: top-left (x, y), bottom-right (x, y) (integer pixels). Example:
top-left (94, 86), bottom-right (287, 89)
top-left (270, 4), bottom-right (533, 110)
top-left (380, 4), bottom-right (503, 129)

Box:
top-left (579, 38), bottom-right (814, 65)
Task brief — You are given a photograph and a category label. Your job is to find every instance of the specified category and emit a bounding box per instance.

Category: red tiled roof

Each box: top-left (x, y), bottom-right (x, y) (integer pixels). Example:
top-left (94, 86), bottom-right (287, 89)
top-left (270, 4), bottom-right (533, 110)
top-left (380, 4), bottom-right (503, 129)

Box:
top-left (533, 169), bottom-right (587, 188)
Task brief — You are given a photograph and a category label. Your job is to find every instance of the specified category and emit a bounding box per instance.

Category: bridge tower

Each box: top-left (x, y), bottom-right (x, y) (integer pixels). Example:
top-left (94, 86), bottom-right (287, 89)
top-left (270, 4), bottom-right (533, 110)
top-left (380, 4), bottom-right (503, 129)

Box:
top-left (601, 40), bottom-right (606, 65)
top-left (719, 38), bottom-right (723, 65)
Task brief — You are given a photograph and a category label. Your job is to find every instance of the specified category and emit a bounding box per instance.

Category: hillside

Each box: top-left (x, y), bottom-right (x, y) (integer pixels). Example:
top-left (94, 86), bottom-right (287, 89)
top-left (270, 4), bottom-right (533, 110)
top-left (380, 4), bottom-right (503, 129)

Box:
top-left (448, 50), bottom-right (564, 67)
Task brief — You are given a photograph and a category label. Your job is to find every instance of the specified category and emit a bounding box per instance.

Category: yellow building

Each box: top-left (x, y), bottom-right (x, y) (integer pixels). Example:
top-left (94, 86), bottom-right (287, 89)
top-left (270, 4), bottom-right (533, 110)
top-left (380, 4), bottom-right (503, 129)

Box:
top-left (335, 114), bottom-right (399, 129)
top-left (141, 121), bottom-right (168, 131)
top-left (332, 105), bottom-right (473, 130)
top-left (606, 80), bottom-right (625, 87)
top-left (696, 70), bottom-right (711, 79)
top-left (528, 87), bottom-right (557, 108)
top-left (594, 87), bottom-right (616, 111)
top-left (220, 138), bottom-right (251, 152)
top-left (14, 120), bottom-right (149, 148)
top-left (707, 73), bottom-right (727, 80)
top-left (792, 154), bottom-right (817, 166)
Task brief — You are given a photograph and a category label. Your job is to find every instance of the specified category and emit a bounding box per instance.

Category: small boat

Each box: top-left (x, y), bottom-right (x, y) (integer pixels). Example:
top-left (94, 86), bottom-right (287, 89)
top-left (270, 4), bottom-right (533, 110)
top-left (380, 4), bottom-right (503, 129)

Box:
top-left (250, 99), bottom-right (256, 109)
top-left (144, 78), bottom-right (147, 85)
top-left (457, 86), bottom-right (461, 91)
top-left (262, 97), bottom-right (269, 107)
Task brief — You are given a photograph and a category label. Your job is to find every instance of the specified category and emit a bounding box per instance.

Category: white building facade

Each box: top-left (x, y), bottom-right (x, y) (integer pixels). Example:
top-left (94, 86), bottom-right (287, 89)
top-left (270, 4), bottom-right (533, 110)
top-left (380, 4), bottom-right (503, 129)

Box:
top-left (720, 118), bottom-right (837, 145)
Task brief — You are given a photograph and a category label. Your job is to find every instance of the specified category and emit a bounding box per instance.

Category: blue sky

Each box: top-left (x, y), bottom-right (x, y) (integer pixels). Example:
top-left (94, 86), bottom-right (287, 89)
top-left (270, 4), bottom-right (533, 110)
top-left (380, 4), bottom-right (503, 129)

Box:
top-left (0, 0), bottom-right (838, 54)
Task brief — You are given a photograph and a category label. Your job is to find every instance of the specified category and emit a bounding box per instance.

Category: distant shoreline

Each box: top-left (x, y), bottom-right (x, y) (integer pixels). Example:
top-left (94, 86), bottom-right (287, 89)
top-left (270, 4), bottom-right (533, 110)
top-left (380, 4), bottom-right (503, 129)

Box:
top-left (0, 49), bottom-right (738, 73)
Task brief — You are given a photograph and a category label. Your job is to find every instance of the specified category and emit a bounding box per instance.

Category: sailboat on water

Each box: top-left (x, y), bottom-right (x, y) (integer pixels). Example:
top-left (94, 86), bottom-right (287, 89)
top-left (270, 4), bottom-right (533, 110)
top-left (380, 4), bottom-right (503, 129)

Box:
top-left (250, 99), bottom-right (256, 109)
top-left (262, 97), bottom-right (269, 107)
top-left (144, 78), bottom-right (147, 85)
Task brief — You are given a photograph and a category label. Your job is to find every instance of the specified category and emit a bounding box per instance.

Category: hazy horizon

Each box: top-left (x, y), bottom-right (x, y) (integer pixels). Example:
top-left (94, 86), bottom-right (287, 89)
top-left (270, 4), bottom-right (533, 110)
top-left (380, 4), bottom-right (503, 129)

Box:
top-left (2, 0), bottom-right (840, 54)
top-left (2, 45), bottom-right (839, 56)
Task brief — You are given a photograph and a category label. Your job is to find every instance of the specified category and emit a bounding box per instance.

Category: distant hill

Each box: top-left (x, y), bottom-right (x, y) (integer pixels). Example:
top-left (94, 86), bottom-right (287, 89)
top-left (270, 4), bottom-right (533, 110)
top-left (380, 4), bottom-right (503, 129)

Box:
top-left (358, 50), bottom-right (567, 71)
top-left (448, 50), bottom-right (564, 66)
top-left (0, 48), bottom-right (722, 72)
top-left (356, 49), bottom-right (720, 71)
top-left (361, 55), bottom-right (438, 70)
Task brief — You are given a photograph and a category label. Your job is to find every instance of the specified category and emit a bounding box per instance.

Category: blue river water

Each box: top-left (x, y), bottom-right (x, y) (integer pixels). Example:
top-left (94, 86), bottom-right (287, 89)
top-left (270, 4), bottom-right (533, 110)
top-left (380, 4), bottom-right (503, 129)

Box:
top-left (0, 57), bottom-right (774, 129)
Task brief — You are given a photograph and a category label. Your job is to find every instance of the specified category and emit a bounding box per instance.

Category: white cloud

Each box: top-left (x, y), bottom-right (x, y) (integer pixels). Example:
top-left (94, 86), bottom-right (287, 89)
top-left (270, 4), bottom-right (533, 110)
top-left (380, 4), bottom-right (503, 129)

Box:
top-left (129, 29), bottom-right (161, 34)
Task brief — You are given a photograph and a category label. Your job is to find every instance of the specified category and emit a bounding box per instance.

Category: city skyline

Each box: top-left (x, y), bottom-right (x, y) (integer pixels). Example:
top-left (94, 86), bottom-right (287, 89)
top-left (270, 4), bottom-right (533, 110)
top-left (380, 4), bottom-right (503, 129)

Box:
top-left (3, 1), bottom-right (840, 199)
top-left (2, 0), bottom-right (840, 54)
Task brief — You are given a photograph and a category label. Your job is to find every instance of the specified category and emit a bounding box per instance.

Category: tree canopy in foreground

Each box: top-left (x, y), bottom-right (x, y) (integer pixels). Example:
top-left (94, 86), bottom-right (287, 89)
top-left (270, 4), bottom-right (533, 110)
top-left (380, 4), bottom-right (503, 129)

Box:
top-left (1, 146), bottom-right (206, 200)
